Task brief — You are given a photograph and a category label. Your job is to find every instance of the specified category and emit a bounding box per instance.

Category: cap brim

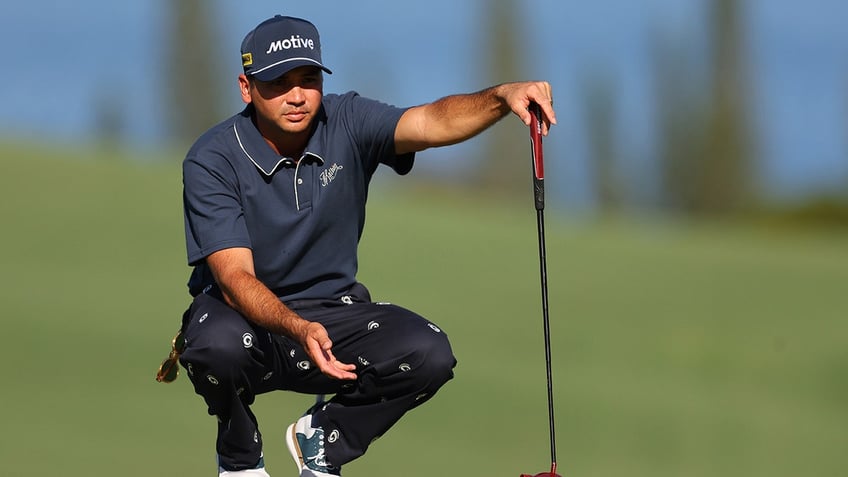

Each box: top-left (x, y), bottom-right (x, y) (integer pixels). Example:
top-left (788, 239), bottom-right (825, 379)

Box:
top-left (249, 59), bottom-right (332, 82)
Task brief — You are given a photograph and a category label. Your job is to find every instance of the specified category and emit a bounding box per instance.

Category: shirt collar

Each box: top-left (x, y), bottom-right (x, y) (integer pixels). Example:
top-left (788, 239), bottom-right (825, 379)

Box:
top-left (233, 104), bottom-right (327, 176)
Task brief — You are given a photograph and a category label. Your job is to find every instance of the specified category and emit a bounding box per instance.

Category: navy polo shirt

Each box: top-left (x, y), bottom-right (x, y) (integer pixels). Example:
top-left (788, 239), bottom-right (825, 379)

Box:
top-left (182, 91), bottom-right (414, 301)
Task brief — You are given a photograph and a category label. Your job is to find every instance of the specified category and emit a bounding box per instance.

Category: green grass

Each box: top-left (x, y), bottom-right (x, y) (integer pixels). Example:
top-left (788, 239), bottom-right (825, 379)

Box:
top-left (1, 142), bottom-right (846, 476)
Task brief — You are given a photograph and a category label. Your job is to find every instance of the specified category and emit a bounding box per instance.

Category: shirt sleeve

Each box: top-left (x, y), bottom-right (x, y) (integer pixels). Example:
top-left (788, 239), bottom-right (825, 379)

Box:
top-left (340, 92), bottom-right (415, 176)
top-left (182, 149), bottom-right (252, 266)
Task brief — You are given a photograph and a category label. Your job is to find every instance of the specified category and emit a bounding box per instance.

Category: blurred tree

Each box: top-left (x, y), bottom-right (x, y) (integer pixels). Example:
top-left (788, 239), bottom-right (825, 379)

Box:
top-left (92, 85), bottom-right (127, 155)
top-left (698, 0), bottom-right (755, 213)
top-left (476, 0), bottom-right (529, 198)
top-left (583, 71), bottom-right (623, 214)
top-left (652, 37), bottom-right (708, 212)
top-left (163, 0), bottom-right (225, 147)
top-left (654, 0), bottom-right (755, 215)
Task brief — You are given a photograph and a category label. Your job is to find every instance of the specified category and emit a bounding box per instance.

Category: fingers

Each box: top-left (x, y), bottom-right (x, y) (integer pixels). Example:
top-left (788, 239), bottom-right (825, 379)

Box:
top-left (530, 97), bottom-right (555, 136)
top-left (319, 346), bottom-right (358, 380)
top-left (532, 81), bottom-right (557, 135)
top-left (304, 323), bottom-right (357, 381)
top-left (507, 81), bottom-right (557, 135)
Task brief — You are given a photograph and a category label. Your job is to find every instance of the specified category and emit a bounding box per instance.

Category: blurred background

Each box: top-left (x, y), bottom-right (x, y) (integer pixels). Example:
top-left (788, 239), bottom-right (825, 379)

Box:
top-left (1, 1), bottom-right (846, 476)
top-left (2, 0), bottom-right (848, 214)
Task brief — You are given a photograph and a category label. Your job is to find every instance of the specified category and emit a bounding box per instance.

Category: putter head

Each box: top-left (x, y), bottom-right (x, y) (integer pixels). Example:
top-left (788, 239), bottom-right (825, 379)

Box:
top-left (520, 473), bottom-right (561, 477)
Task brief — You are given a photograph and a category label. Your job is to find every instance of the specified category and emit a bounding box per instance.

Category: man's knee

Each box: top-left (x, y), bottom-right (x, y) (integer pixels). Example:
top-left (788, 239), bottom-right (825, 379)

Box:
top-left (406, 326), bottom-right (457, 390)
top-left (184, 333), bottom-right (261, 379)
top-left (181, 300), bottom-right (266, 387)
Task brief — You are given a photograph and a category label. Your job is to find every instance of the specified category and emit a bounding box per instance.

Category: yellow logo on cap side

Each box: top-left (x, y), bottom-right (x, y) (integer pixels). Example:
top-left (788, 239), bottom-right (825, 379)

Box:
top-left (242, 53), bottom-right (253, 67)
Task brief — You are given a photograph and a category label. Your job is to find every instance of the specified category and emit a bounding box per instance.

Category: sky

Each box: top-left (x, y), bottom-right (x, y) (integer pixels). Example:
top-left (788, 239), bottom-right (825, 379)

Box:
top-left (1, 0), bottom-right (846, 205)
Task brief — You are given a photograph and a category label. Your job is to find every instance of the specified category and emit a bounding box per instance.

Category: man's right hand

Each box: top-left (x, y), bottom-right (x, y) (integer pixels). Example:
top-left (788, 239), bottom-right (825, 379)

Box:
top-left (299, 321), bottom-right (358, 381)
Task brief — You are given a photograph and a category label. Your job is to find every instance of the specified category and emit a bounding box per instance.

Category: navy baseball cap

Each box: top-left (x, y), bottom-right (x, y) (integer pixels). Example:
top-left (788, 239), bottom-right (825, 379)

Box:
top-left (240, 15), bottom-right (332, 81)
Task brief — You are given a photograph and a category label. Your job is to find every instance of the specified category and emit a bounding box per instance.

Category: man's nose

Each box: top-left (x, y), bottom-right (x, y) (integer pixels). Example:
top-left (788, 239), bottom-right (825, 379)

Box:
top-left (286, 86), bottom-right (305, 103)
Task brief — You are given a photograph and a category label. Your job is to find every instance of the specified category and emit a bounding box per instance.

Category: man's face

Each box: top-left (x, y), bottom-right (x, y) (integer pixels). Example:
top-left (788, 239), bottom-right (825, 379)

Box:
top-left (240, 66), bottom-right (324, 136)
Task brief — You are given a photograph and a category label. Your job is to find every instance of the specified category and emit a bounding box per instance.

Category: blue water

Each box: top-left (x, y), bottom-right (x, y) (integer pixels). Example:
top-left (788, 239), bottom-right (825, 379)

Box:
top-left (1, 0), bottom-right (846, 201)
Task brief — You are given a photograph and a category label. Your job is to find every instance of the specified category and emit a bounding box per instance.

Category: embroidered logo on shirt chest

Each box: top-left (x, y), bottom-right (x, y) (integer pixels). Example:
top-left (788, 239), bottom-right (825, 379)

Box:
top-left (319, 163), bottom-right (344, 187)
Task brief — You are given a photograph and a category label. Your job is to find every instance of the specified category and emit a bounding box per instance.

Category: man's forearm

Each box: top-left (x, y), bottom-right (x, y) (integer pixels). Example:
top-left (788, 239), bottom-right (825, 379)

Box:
top-left (396, 84), bottom-right (511, 153)
top-left (218, 269), bottom-right (308, 340)
top-left (424, 85), bottom-right (511, 145)
top-left (396, 81), bottom-right (555, 154)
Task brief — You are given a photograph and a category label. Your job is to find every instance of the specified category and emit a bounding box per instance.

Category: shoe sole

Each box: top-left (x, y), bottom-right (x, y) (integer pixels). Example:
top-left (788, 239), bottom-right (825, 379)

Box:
top-left (286, 422), bottom-right (305, 473)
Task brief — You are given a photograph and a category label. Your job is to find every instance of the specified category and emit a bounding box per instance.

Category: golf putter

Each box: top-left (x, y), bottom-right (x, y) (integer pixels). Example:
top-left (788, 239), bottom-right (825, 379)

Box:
top-left (520, 102), bottom-right (562, 477)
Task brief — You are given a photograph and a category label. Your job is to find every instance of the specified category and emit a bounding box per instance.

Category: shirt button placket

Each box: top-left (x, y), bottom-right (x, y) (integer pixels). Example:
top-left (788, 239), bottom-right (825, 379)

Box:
top-left (293, 161), bottom-right (313, 211)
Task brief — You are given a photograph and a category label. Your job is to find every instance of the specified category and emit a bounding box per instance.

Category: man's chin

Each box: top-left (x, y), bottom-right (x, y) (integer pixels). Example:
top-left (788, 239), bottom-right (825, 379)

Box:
top-left (280, 120), bottom-right (311, 134)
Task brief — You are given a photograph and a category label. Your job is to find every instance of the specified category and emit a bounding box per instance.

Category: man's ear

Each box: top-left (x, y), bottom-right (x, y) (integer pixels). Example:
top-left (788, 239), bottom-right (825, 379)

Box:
top-left (238, 74), bottom-right (252, 104)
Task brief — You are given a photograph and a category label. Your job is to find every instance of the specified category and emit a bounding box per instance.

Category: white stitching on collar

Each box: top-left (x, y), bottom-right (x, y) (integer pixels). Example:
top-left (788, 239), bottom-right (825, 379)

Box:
top-left (233, 123), bottom-right (293, 176)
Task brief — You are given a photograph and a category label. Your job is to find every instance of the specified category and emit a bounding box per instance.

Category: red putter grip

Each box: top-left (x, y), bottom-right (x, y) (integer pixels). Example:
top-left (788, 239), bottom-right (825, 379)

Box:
top-left (529, 102), bottom-right (545, 181)
top-left (528, 102), bottom-right (545, 211)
